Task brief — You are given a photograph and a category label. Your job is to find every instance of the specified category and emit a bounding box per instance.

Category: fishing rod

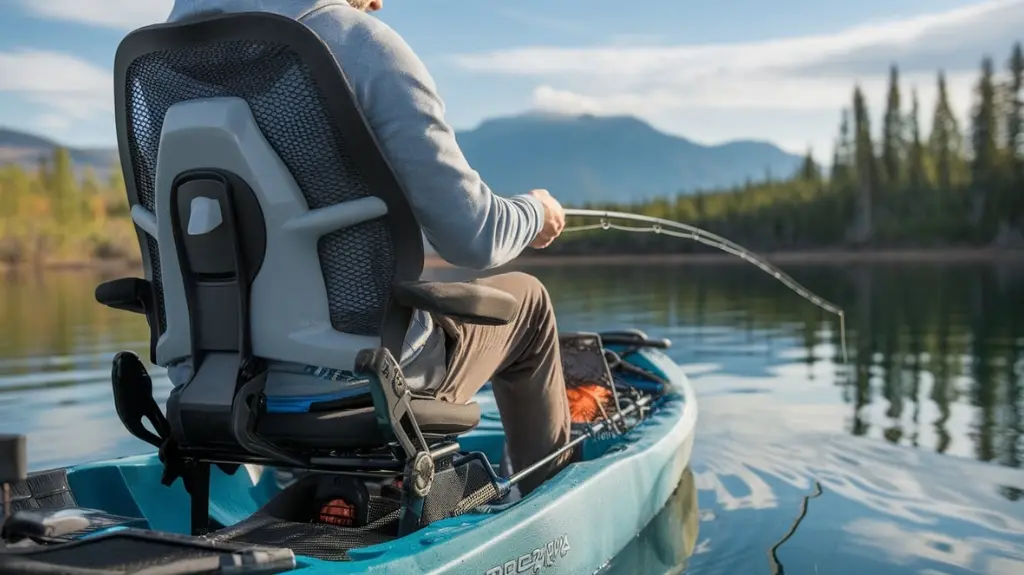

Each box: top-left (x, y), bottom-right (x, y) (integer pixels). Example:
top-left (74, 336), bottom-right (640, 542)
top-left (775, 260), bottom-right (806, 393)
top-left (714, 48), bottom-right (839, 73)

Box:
top-left (560, 209), bottom-right (849, 364)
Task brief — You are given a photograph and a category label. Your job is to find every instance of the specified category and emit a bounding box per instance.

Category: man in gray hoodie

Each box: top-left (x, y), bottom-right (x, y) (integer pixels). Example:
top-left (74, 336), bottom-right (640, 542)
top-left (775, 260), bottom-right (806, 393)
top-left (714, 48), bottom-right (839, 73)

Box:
top-left (164, 0), bottom-right (573, 494)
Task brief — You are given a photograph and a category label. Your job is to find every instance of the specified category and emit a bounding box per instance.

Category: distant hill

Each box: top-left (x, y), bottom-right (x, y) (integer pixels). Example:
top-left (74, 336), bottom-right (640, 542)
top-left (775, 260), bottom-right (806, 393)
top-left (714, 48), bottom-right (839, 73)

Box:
top-left (0, 113), bottom-right (802, 203)
top-left (0, 129), bottom-right (118, 175)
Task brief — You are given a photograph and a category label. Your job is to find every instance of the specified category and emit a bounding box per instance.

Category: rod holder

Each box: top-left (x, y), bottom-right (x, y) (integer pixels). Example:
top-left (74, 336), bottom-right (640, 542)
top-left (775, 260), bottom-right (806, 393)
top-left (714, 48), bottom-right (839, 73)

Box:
top-left (0, 434), bottom-right (27, 519)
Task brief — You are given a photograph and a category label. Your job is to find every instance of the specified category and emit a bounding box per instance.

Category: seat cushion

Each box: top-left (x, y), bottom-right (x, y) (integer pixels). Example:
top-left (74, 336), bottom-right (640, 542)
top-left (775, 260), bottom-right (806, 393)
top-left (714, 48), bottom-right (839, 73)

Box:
top-left (258, 399), bottom-right (481, 450)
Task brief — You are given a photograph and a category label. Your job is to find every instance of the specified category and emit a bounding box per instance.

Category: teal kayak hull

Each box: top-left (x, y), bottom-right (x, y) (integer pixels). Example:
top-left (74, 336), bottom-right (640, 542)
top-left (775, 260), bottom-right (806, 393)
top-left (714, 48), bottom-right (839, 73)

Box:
top-left (8, 346), bottom-right (697, 574)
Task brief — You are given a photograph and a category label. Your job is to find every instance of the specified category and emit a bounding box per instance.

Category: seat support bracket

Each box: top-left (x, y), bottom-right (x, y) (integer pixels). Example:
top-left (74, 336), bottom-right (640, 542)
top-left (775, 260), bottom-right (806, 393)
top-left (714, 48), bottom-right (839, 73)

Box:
top-left (355, 347), bottom-right (440, 534)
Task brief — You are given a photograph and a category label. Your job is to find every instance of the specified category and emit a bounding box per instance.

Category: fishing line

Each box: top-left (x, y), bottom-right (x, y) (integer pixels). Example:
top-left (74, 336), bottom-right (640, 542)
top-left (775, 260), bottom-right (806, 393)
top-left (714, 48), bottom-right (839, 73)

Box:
top-left (561, 209), bottom-right (849, 365)
top-left (768, 480), bottom-right (824, 575)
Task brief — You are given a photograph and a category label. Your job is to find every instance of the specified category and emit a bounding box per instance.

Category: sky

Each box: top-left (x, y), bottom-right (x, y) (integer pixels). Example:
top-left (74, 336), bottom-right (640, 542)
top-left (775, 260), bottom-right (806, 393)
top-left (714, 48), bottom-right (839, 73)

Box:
top-left (0, 0), bottom-right (1021, 159)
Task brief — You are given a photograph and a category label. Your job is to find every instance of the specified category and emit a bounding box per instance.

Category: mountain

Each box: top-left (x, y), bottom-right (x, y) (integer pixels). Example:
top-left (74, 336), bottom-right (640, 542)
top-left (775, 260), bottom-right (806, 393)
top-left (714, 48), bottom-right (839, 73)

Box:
top-left (0, 113), bottom-right (802, 203)
top-left (456, 113), bottom-right (803, 205)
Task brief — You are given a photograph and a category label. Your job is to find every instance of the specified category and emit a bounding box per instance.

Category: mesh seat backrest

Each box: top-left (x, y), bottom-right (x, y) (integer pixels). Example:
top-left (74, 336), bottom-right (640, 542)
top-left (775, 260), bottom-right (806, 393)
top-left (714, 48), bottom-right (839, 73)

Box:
top-left (114, 13), bottom-right (424, 374)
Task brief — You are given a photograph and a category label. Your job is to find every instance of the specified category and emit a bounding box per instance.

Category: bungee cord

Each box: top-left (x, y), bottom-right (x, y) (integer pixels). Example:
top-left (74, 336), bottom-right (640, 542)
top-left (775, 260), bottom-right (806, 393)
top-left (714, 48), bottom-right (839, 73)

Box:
top-left (561, 208), bottom-right (849, 365)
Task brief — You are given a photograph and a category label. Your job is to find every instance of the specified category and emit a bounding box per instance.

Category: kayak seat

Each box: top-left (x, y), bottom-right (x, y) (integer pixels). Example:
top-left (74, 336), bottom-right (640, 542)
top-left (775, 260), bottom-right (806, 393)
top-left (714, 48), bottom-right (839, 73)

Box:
top-left (93, 11), bottom-right (512, 538)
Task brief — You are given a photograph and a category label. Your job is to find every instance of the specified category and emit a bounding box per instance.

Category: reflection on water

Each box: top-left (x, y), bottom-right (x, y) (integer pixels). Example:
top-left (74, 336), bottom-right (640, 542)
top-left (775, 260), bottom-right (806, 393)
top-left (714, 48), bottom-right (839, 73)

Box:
top-left (688, 397), bottom-right (1024, 574)
top-left (2, 261), bottom-right (1024, 573)
top-left (601, 467), bottom-right (699, 574)
top-left (535, 262), bottom-right (1024, 470)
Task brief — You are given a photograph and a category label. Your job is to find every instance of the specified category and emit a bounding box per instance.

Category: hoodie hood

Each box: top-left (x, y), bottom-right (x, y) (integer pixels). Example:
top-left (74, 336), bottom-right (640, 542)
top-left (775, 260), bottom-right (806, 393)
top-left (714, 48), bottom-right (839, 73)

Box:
top-left (167, 0), bottom-right (347, 23)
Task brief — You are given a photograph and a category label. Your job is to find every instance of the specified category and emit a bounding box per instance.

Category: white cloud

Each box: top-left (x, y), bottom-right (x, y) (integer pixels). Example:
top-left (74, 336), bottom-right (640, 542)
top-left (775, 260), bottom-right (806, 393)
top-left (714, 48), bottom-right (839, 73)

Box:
top-left (453, 0), bottom-right (1024, 156)
top-left (18, 0), bottom-right (173, 30)
top-left (0, 1), bottom-right (170, 141)
top-left (0, 50), bottom-right (113, 128)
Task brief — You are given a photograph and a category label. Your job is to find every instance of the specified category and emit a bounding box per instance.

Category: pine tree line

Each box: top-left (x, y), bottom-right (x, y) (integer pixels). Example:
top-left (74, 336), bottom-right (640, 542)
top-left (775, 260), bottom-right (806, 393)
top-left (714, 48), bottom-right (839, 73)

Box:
top-left (553, 42), bottom-right (1024, 255)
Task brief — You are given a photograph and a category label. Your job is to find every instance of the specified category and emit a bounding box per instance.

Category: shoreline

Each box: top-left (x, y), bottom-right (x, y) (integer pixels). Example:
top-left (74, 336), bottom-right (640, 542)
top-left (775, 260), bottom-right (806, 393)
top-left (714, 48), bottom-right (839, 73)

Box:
top-left (432, 247), bottom-right (1024, 268)
top-left (0, 258), bottom-right (143, 274)
top-left (2, 247), bottom-right (1020, 274)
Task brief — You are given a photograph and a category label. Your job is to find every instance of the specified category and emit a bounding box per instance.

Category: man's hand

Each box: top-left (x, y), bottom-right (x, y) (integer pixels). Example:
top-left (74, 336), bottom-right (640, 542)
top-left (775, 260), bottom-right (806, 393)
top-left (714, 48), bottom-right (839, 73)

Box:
top-left (528, 189), bottom-right (565, 249)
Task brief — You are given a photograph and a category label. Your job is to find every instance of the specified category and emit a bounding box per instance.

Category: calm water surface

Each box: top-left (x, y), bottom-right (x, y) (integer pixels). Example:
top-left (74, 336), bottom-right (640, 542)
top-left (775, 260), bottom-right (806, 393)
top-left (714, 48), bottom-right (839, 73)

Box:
top-left (2, 261), bottom-right (1023, 574)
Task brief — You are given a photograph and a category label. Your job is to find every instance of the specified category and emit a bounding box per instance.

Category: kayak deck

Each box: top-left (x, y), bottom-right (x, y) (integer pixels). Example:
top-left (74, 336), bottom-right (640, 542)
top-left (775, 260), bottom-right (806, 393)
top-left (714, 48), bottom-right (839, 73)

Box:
top-left (1, 344), bottom-right (697, 574)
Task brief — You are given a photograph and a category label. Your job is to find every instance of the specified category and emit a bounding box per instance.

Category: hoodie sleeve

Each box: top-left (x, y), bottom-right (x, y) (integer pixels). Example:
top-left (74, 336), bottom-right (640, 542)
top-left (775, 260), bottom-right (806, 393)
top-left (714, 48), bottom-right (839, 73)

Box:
top-left (301, 7), bottom-right (544, 270)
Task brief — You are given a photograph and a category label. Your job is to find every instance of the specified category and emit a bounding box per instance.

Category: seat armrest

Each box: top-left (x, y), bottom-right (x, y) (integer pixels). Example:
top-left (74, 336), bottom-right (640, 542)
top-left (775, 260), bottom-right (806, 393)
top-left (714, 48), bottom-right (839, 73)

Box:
top-left (95, 278), bottom-right (151, 315)
top-left (392, 280), bottom-right (517, 325)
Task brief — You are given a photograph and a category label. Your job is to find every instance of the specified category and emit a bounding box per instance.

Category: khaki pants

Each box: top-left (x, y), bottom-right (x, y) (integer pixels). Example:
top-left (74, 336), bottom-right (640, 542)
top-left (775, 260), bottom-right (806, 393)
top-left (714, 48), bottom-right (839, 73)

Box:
top-left (431, 272), bottom-right (573, 494)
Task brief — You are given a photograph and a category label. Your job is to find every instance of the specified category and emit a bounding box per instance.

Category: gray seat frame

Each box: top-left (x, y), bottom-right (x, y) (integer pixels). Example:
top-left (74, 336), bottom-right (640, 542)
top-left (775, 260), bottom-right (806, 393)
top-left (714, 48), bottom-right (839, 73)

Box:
top-left (95, 11), bottom-right (516, 537)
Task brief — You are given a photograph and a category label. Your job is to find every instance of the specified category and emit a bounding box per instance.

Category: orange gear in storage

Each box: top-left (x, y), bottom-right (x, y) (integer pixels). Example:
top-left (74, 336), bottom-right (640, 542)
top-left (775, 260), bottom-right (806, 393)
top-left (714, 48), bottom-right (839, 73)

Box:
top-left (566, 383), bottom-right (614, 423)
top-left (318, 498), bottom-right (357, 526)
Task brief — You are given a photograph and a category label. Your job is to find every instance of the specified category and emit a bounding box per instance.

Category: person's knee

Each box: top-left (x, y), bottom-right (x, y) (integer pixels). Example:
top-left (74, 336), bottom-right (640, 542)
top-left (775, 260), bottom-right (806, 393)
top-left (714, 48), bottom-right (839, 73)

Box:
top-left (484, 271), bottom-right (555, 323)
top-left (509, 272), bottom-right (554, 316)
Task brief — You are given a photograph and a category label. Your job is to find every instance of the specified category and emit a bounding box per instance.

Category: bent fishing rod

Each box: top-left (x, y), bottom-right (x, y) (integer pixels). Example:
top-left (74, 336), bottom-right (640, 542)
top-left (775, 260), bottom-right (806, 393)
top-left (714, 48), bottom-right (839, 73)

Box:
top-left (560, 208), bottom-right (849, 364)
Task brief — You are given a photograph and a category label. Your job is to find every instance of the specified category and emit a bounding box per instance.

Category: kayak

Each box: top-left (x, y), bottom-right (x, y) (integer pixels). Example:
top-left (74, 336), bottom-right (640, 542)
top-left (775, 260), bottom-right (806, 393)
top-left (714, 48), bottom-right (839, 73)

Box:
top-left (0, 334), bottom-right (697, 574)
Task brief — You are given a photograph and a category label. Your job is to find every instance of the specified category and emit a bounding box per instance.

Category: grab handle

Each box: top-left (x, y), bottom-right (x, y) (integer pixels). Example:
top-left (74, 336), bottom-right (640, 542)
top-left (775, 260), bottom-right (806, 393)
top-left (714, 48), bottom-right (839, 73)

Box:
top-left (599, 329), bottom-right (671, 349)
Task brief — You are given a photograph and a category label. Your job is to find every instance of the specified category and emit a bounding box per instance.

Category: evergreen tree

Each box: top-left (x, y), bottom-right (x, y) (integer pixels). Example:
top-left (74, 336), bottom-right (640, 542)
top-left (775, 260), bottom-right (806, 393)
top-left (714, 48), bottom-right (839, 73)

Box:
top-left (929, 71), bottom-right (964, 193)
top-left (831, 109), bottom-right (854, 186)
top-left (1008, 43), bottom-right (1024, 161)
top-left (907, 88), bottom-right (929, 193)
top-left (970, 56), bottom-right (999, 228)
top-left (853, 86), bottom-right (878, 239)
top-left (799, 148), bottom-right (821, 182)
top-left (882, 64), bottom-right (905, 189)
top-left (1007, 42), bottom-right (1024, 222)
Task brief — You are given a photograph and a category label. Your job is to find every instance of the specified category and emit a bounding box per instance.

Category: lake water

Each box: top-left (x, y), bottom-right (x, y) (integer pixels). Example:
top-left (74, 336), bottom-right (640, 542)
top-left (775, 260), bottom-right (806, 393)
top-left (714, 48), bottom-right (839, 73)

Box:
top-left (2, 261), bottom-right (1023, 574)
